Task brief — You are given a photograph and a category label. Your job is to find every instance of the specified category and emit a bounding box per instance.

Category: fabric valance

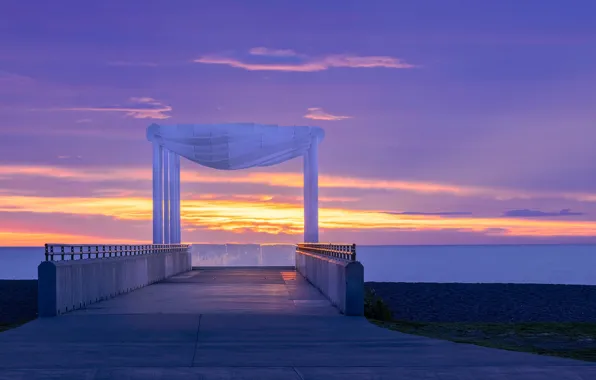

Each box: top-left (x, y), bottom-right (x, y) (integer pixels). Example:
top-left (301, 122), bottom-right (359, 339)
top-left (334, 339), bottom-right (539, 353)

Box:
top-left (146, 123), bottom-right (324, 170)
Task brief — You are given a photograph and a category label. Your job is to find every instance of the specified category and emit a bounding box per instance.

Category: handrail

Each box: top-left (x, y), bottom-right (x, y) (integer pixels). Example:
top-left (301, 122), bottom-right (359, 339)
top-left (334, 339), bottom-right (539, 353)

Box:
top-left (44, 243), bottom-right (190, 261)
top-left (296, 243), bottom-right (356, 261)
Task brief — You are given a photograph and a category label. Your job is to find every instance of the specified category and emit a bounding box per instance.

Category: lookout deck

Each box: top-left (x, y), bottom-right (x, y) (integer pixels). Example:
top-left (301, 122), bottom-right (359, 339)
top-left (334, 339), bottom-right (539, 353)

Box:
top-left (0, 268), bottom-right (595, 379)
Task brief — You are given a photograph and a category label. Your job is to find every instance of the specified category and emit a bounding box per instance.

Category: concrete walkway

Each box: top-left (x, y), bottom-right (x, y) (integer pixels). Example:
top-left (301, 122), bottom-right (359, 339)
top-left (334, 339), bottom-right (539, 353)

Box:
top-left (0, 268), bottom-right (595, 379)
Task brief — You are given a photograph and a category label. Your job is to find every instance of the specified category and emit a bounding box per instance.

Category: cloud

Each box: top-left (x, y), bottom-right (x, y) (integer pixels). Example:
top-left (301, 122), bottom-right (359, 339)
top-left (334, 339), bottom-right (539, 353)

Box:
top-left (386, 211), bottom-right (473, 216)
top-left (0, 71), bottom-right (34, 84)
top-left (304, 107), bottom-right (352, 121)
top-left (194, 47), bottom-right (416, 72)
top-left (107, 61), bottom-right (159, 67)
top-left (0, 230), bottom-right (144, 246)
top-left (49, 97), bottom-right (172, 119)
top-left (1, 193), bottom-right (596, 240)
top-left (248, 47), bottom-right (297, 57)
top-left (0, 71), bottom-right (36, 94)
top-left (503, 209), bottom-right (584, 217)
top-left (0, 165), bottom-right (488, 197)
top-left (3, 165), bottom-right (596, 204)
top-left (75, 119), bottom-right (92, 123)
top-left (57, 155), bottom-right (82, 160)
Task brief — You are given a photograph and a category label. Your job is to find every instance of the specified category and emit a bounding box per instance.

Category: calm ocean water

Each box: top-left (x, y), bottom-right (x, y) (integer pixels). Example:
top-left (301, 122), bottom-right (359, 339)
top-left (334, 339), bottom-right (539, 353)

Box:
top-left (2, 244), bottom-right (596, 284)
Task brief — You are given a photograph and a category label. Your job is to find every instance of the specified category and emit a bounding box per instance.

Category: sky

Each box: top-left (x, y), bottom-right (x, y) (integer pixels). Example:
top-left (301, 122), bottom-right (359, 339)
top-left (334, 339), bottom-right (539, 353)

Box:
top-left (1, 0), bottom-right (596, 246)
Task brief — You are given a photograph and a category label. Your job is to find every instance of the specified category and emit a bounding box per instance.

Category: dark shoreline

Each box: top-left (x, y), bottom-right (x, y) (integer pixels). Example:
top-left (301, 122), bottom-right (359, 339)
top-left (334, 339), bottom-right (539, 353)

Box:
top-left (366, 282), bottom-right (596, 323)
top-left (0, 280), bottom-right (38, 324)
top-left (3, 280), bottom-right (596, 325)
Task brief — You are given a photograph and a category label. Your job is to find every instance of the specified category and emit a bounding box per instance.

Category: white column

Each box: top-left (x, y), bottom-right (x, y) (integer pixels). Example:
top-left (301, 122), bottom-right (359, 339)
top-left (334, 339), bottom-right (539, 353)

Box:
top-left (168, 151), bottom-right (178, 243)
top-left (163, 150), bottom-right (171, 244)
top-left (173, 154), bottom-right (181, 243)
top-left (303, 137), bottom-right (320, 242)
top-left (152, 143), bottom-right (163, 244)
top-left (303, 150), bottom-right (310, 242)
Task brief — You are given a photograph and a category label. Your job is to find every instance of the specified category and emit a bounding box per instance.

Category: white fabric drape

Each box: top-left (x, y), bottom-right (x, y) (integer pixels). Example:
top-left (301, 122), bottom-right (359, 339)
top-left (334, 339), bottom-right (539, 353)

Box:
top-left (148, 123), bottom-right (324, 243)
top-left (147, 123), bottom-right (324, 170)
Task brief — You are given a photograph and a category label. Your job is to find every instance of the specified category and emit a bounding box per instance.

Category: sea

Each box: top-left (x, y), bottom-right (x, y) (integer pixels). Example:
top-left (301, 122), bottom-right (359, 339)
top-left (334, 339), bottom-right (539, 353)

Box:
top-left (1, 244), bottom-right (596, 284)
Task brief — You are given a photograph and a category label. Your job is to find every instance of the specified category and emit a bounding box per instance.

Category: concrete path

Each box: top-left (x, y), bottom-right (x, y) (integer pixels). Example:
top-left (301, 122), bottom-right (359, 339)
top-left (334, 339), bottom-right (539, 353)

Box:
top-left (0, 268), bottom-right (595, 379)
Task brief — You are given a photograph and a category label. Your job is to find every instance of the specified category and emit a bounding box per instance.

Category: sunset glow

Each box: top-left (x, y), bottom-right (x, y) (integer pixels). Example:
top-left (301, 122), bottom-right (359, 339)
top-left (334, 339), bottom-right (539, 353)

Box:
top-left (1, 1), bottom-right (595, 245)
top-left (0, 189), bottom-right (595, 246)
top-left (1, 165), bottom-right (595, 202)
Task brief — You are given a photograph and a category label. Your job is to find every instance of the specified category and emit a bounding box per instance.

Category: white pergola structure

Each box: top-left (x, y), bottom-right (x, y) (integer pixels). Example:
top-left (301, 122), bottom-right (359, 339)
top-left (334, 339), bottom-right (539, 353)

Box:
top-left (146, 123), bottom-right (325, 244)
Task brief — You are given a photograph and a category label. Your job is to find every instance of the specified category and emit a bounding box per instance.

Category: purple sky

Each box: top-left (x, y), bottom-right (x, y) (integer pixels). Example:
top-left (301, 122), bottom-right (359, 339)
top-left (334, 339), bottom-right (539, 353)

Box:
top-left (1, 0), bottom-right (596, 245)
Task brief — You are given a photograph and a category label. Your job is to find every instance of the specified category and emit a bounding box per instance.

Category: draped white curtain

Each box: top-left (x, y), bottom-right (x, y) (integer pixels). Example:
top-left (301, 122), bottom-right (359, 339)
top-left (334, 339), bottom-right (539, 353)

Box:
top-left (147, 123), bottom-right (324, 243)
top-left (147, 123), bottom-right (324, 170)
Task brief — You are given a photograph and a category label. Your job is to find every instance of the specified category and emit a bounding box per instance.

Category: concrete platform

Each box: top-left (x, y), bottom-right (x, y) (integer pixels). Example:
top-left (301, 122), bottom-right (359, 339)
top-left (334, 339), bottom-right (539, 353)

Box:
top-left (1, 268), bottom-right (595, 379)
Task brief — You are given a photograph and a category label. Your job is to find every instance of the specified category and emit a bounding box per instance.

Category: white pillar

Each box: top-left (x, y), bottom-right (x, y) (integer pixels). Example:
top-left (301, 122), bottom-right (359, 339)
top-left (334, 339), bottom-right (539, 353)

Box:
top-left (168, 151), bottom-right (178, 243)
top-left (173, 154), bottom-right (181, 243)
top-left (303, 150), bottom-right (310, 242)
top-left (163, 150), bottom-right (171, 244)
top-left (303, 137), bottom-right (320, 242)
top-left (152, 143), bottom-right (163, 244)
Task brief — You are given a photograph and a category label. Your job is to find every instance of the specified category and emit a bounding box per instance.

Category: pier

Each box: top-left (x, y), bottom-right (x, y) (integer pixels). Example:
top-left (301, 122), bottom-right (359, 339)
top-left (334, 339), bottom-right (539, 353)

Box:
top-left (0, 244), bottom-right (595, 379)
top-left (0, 123), bottom-right (594, 379)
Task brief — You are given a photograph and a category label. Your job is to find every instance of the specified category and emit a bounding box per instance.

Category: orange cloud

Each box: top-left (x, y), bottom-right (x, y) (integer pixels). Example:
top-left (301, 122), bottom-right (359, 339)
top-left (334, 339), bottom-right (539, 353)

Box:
top-left (194, 48), bottom-right (416, 72)
top-left (38, 97), bottom-right (172, 119)
top-left (1, 194), bottom-right (596, 243)
top-left (0, 231), bottom-right (144, 246)
top-left (184, 193), bottom-right (358, 203)
top-left (304, 107), bottom-right (352, 121)
top-left (1, 164), bottom-right (596, 202)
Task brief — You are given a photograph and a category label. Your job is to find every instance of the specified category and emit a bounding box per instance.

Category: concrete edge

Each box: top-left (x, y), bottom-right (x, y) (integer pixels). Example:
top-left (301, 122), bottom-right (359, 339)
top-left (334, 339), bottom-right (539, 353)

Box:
top-left (295, 250), bottom-right (364, 316)
top-left (192, 266), bottom-right (296, 270)
top-left (38, 250), bottom-right (192, 317)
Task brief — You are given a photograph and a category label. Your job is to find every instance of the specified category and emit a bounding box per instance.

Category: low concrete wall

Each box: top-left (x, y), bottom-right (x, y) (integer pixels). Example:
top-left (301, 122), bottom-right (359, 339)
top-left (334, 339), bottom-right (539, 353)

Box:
top-left (38, 249), bottom-right (192, 317)
top-left (295, 249), bottom-right (364, 316)
top-left (190, 244), bottom-right (295, 267)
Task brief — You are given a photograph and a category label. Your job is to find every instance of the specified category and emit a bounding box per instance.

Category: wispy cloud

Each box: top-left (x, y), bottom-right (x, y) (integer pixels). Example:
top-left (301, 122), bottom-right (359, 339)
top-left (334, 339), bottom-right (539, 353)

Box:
top-left (75, 119), bottom-right (92, 123)
top-left (47, 97), bottom-right (172, 119)
top-left (2, 165), bottom-right (596, 203)
top-left (194, 47), bottom-right (416, 72)
top-left (0, 70), bottom-right (34, 84)
top-left (503, 209), bottom-right (584, 217)
top-left (1, 194), bottom-right (596, 239)
top-left (386, 211), bottom-right (473, 216)
top-left (0, 165), bottom-right (488, 196)
top-left (57, 155), bottom-right (82, 160)
top-left (107, 61), bottom-right (159, 67)
top-left (248, 47), bottom-right (297, 57)
top-left (304, 107), bottom-right (352, 121)
top-left (0, 230), bottom-right (144, 246)
top-left (0, 71), bottom-right (36, 94)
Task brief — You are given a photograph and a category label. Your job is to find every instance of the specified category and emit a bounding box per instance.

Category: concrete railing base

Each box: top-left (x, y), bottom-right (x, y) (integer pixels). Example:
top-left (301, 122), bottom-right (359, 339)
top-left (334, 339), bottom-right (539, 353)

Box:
top-left (295, 250), bottom-right (364, 316)
top-left (38, 249), bottom-right (191, 317)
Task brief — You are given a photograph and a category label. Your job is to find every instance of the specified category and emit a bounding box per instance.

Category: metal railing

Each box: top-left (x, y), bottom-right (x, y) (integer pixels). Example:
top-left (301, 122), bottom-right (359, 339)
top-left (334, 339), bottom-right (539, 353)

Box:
top-left (44, 243), bottom-right (190, 261)
top-left (296, 243), bottom-right (356, 261)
